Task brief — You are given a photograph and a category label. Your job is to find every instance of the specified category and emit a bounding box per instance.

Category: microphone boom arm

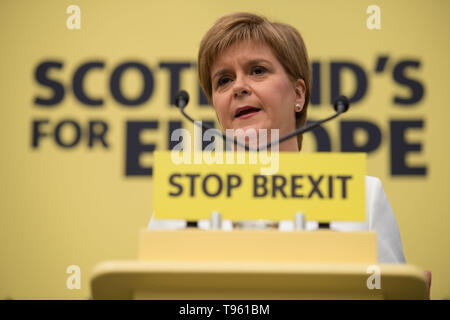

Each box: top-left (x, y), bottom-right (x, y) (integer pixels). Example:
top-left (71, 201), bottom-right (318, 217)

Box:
top-left (175, 90), bottom-right (349, 152)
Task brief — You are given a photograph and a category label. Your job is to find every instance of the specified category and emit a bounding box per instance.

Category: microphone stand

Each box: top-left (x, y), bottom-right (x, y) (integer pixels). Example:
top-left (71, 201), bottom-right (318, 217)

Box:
top-left (175, 90), bottom-right (349, 152)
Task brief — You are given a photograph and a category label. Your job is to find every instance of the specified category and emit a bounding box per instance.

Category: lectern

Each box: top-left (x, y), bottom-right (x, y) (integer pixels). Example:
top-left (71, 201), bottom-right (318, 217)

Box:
top-left (91, 228), bottom-right (427, 299)
top-left (91, 152), bottom-right (427, 299)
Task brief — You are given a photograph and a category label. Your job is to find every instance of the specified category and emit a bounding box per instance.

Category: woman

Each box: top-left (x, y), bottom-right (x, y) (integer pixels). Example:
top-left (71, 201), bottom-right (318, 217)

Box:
top-left (197, 12), bottom-right (406, 264)
top-left (196, 12), bottom-right (432, 297)
top-left (149, 11), bottom-right (431, 297)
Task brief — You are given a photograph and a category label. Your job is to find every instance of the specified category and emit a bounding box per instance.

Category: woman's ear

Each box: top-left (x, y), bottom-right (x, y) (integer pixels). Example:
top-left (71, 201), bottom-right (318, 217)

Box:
top-left (294, 79), bottom-right (306, 112)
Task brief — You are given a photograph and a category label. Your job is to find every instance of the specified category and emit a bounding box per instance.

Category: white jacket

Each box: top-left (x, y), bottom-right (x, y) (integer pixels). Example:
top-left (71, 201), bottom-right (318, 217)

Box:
top-left (148, 176), bottom-right (406, 264)
top-left (331, 176), bottom-right (406, 264)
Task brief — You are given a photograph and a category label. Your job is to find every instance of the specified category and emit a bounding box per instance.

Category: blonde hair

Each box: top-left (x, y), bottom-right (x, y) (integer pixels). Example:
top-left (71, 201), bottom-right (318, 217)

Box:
top-left (198, 12), bottom-right (311, 150)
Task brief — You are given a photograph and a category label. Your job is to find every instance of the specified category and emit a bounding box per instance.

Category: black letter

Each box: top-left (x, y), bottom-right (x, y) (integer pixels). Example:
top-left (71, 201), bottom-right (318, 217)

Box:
top-left (227, 174), bottom-right (242, 197)
top-left (73, 61), bottom-right (104, 106)
top-left (159, 62), bottom-right (191, 105)
top-left (336, 175), bottom-right (352, 199)
top-left (340, 120), bottom-right (382, 153)
top-left (198, 83), bottom-right (210, 106)
top-left (168, 121), bottom-right (183, 150)
top-left (291, 175), bottom-right (304, 198)
top-left (54, 120), bottom-right (81, 148)
top-left (253, 175), bottom-right (268, 197)
top-left (393, 60), bottom-right (424, 105)
top-left (169, 174), bottom-right (183, 197)
top-left (390, 120), bottom-right (427, 176)
top-left (202, 174), bottom-right (223, 197)
top-left (88, 120), bottom-right (109, 148)
top-left (328, 175), bottom-right (333, 198)
top-left (308, 175), bottom-right (324, 198)
top-left (32, 119), bottom-right (50, 148)
top-left (308, 120), bottom-right (332, 151)
top-left (331, 62), bottom-right (367, 104)
top-left (111, 62), bottom-right (154, 106)
top-left (272, 175), bottom-right (287, 198)
top-left (200, 120), bottom-right (217, 151)
top-left (125, 121), bottom-right (158, 176)
top-left (34, 61), bottom-right (64, 106)
top-left (310, 62), bottom-right (321, 105)
top-left (186, 174), bottom-right (200, 196)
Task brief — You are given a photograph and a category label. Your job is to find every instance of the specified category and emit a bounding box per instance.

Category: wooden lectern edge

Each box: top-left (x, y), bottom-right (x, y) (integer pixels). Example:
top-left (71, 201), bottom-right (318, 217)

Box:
top-left (91, 260), bottom-right (427, 278)
top-left (90, 261), bottom-right (428, 300)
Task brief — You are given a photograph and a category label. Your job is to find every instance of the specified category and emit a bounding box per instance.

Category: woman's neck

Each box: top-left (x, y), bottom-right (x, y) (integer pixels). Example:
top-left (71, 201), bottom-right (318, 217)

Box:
top-left (276, 136), bottom-right (299, 152)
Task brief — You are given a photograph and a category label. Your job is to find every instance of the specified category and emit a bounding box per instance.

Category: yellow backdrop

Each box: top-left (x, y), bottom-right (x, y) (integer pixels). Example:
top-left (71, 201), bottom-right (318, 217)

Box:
top-left (1, 0), bottom-right (449, 299)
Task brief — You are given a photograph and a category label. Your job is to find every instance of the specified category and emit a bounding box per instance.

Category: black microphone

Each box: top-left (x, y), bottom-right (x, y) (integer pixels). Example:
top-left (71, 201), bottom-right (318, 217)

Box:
top-left (334, 95), bottom-right (349, 113)
top-left (175, 90), bottom-right (189, 109)
top-left (174, 90), bottom-right (349, 151)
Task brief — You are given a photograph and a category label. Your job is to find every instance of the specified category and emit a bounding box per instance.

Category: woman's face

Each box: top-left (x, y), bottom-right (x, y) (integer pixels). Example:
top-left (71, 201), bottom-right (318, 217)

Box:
top-left (210, 40), bottom-right (305, 150)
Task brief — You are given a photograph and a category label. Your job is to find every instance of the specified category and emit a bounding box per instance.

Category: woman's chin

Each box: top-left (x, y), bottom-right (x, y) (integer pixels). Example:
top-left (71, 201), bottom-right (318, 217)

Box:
top-left (231, 119), bottom-right (269, 133)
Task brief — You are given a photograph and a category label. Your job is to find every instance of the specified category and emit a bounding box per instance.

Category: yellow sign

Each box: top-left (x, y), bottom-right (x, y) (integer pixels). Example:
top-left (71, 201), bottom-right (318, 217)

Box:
top-left (153, 151), bottom-right (366, 222)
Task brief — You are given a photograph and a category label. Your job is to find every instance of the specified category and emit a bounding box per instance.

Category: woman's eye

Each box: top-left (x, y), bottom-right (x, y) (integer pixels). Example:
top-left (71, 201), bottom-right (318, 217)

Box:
top-left (252, 66), bottom-right (266, 75)
top-left (217, 77), bottom-right (231, 87)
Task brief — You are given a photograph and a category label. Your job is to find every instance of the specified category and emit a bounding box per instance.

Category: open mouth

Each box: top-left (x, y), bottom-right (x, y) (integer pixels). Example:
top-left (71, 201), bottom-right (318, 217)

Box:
top-left (234, 106), bottom-right (261, 119)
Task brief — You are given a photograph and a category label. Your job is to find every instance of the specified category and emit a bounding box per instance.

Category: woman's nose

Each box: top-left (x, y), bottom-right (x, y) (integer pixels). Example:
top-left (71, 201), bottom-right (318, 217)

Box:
top-left (232, 75), bottom-right (251, 97)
